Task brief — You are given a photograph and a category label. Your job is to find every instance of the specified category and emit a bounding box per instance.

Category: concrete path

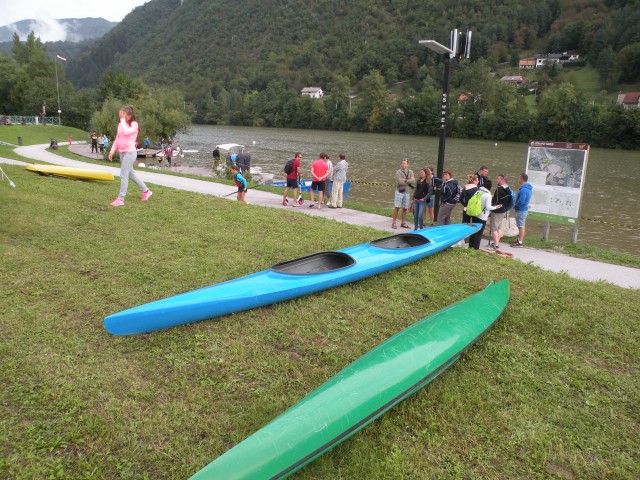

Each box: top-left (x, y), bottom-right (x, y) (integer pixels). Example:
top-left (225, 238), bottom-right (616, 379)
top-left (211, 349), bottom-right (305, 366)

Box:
top-left (3, 143), bottom-right (639, 289)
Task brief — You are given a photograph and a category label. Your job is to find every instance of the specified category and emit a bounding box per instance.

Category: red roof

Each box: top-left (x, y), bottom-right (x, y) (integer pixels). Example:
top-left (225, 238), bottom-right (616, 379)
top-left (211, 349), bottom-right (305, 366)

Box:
top-left (622, 92), bottom-right (640, 104)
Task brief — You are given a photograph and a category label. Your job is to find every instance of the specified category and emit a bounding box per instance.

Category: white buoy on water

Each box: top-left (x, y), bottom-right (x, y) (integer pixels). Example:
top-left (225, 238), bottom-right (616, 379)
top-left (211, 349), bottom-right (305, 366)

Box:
top-left (253, 140), bottom-right (256, 145)
top-left (494, 142), bottom-right (498, 147)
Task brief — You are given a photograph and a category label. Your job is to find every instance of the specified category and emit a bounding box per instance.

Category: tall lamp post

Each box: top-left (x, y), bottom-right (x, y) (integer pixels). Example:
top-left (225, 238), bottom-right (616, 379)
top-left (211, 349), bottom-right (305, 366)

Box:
top-left (419, 30), bottom-right (471, 219)
top-left (54, 54), bottom-right (67, 126)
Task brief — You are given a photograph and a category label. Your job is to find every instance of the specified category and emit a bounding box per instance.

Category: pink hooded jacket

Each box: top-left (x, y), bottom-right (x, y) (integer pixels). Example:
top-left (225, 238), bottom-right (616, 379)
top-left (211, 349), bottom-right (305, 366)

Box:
top-left (110, 117), bottom-right (139, 155)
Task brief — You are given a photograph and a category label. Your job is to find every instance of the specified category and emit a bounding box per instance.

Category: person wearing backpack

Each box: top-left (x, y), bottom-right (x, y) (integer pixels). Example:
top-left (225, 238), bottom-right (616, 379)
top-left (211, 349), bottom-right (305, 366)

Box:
top-left (488, 174), bottom-right (513, 250)
top-left (282, 152), bottom-right (302, 207)
top-left (467, 179), bottom-right (501, 250)
top-left (460, 174), bottom-right (480, 224)
top-left (434, 170), bottom-right (459, 226)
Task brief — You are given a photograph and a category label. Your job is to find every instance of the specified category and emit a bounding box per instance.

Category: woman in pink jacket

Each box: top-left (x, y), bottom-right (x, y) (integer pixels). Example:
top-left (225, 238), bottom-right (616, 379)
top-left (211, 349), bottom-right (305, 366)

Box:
top-left (108, 105), bottom-right (152, 206)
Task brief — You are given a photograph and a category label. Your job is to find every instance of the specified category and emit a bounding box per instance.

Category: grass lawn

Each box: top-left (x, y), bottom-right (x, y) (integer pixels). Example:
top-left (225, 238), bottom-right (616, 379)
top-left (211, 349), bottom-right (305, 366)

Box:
top-left (0, 163), bottom-right (637, 479)
top-left (0, 124), bottom-right (88, 147)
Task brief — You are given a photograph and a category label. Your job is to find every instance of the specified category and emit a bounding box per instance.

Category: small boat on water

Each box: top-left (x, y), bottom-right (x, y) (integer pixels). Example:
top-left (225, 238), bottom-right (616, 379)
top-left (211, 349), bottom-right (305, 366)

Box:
top-left (189, 280), bottom-right (510, 479)
top-left (104, 223), bottom-right (481, 335)
top-left (25, 164), bottom-right (114, 181)
top-left (272, 179), bottom-right (351, 193)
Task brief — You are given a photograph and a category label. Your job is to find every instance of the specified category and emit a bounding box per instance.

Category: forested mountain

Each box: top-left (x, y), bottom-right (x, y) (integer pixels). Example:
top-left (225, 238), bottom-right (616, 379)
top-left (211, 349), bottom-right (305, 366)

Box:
top-left (66, 0), bottom-right (638, 92)
top-left (4, 0), bottom-right (638, 148)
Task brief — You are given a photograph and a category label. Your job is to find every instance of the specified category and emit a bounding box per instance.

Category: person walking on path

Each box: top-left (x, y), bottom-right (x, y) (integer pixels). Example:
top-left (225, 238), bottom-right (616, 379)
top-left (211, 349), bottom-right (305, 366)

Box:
top-left (309, 153), bottom-right (329, 209)
top-left (230, 164), bottom-right (247, 203)
top-left (435, 170), bottom-right (459, 225)
top-left (108, 105), bottom-right (152, 207)
top-left (330, 153), bottom-right (348, 208)
top-left (489, 174), bottom-right (513, 250)
top-left (511, 173), bottom-right (533, 248)
top-left (467, 179), bottom-right (501, 250)
top-left (412, 168), bottom-right (431, 230)
top-left (391, 158), bottom-right (414, 229)
top-left (282, 153), bottom-right (302, 207)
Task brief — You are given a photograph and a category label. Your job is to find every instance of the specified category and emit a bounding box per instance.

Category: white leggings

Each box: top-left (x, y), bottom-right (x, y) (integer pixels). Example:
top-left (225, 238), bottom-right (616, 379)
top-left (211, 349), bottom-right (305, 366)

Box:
top-left (118, 151), bottom-right (147, 199)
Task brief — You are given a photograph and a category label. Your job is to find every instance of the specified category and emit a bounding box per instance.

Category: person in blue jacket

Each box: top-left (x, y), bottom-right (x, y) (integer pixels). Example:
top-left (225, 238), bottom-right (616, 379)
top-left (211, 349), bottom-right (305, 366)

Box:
top-left (230, 163), bottom-right (247, 203)
top-left (510, 173), bottom-right (533, 248)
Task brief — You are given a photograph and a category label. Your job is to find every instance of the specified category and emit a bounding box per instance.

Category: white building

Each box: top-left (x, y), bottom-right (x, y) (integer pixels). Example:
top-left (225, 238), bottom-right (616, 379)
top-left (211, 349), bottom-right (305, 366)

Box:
top-left (301, 87), bottom-right (324, 99)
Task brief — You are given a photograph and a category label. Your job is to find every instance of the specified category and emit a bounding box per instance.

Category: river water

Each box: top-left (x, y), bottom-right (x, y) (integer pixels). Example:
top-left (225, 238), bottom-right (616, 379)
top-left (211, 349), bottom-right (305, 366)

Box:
top-left (176, 125), bottom-right (639, 256)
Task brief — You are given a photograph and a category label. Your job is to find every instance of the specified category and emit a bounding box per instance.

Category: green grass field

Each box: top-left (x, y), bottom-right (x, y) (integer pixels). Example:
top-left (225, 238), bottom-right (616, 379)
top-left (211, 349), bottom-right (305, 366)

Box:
top-left (0, 162), bottom-right (637, 479)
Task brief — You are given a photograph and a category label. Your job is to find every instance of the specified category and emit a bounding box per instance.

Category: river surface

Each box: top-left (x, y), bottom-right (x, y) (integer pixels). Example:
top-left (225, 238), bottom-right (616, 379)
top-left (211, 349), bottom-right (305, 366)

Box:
top-left (176, 125), bottom-right (639, 256)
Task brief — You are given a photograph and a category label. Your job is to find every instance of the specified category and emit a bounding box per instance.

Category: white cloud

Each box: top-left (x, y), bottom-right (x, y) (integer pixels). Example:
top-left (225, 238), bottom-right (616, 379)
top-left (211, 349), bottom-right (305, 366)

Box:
top-left (0, 1), bottom-right (149, 27)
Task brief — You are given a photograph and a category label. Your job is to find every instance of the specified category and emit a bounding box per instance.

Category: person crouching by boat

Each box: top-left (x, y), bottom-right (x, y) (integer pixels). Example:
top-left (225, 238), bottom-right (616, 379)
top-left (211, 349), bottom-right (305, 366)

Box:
top-left (230, 164), bottom-right (247, 203)
top-left (412, 168), bottom-right (431, 230)
top-left (467, 179), bottom-right (501, 250)
top-left (108, 105), bottom-right (152, 207)
top-left (330, 153), bottom-right (348, 208)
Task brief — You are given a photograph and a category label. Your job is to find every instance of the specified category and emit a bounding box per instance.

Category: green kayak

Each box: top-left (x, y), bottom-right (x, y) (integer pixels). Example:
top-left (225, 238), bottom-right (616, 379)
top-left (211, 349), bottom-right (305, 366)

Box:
top-left (190, 280), bottom-right (510, 479)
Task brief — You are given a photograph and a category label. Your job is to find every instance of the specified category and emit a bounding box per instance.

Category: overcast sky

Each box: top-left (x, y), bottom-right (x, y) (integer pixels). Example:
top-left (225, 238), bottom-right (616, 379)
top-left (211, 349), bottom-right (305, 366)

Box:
top-left (0, 0), bottom-right (149, 26)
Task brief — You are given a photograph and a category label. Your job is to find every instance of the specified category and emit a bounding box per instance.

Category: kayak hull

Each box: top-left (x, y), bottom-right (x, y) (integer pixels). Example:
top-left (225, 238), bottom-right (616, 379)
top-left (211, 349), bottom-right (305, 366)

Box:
top-left (272, 179), bottom-right (351, 193)
top-left (189, 280), bottom-right (510, 480)
top-left (104, 223), bottom-right (480, 335)
top-left (25, 163), bottom-right (114, 181)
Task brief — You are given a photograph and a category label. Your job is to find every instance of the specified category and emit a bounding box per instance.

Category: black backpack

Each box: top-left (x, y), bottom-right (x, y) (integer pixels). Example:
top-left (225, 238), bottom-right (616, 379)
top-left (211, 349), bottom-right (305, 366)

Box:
top-left (284, 159), bottom-right (294, 174)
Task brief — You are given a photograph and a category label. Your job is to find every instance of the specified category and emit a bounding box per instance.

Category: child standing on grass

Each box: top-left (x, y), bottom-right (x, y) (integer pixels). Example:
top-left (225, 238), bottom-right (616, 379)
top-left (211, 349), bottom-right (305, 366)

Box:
top-left (230, 164), bottom-right (247, 203)
top-left (108, 105), bottom-right (152, 207)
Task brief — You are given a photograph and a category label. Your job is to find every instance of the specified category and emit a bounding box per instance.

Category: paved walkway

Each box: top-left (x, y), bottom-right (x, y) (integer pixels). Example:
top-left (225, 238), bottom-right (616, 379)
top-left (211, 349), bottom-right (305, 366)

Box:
top-left (3, 143), bottom-right (639, 289)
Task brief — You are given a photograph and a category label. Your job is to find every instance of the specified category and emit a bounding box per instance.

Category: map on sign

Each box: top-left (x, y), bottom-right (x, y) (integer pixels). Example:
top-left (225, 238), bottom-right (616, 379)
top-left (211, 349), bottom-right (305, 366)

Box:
top-left (526, 141), bottom-right (589, 224)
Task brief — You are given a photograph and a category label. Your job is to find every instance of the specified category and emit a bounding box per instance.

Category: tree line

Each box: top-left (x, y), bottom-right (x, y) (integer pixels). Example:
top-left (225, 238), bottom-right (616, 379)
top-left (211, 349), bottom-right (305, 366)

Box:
top-left (0, 33), bottom-right (190, 143)
top-left (193, 64), bottom-right (640, 150)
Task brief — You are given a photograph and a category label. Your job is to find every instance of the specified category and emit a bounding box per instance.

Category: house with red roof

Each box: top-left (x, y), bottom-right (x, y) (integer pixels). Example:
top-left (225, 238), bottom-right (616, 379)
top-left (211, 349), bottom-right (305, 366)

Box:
top-left (616, 92), bottom-right (640, 109)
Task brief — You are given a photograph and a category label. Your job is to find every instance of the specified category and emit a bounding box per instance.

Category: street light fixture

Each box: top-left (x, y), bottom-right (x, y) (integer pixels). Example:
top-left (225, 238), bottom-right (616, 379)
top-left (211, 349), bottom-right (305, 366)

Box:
top-left (419, 30), bottom-right (471, 220)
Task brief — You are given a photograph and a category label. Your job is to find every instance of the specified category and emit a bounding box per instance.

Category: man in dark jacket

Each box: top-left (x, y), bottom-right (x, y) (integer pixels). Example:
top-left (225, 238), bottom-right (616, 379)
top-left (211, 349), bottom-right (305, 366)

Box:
top-left (489, 174), bottom-right (513, 250)
top-left (435, 170), bottom-right (459, 225)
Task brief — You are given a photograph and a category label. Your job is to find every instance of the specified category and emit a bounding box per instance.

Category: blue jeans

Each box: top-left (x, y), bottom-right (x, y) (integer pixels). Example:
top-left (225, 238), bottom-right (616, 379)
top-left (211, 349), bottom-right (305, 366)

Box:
top-left (413, 199), bottom-right (426, 230)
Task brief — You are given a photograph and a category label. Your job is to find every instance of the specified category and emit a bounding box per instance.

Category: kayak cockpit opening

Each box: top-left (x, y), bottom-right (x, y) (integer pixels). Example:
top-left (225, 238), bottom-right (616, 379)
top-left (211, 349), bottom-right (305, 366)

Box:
top-left (371, 233), bottom-right (430, 249)
top-left (271, 251), bottom-right (355, 275)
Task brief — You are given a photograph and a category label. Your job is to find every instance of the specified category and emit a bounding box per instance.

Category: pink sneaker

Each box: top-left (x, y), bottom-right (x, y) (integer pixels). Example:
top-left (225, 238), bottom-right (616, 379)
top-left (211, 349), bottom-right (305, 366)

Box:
top-left (110, 197), bottom-right (124, 206)
top-left (141, 190), bottom-right (153, 202)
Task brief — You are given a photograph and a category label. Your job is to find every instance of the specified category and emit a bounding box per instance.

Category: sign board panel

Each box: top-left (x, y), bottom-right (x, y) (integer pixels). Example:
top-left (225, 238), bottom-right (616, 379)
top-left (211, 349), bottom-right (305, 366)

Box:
top-left (525, 141), bottom-right (589, 225)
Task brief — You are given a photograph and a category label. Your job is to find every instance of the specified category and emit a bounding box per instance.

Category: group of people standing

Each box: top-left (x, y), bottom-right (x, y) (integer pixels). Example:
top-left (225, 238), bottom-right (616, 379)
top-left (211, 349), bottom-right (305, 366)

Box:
top-left (391, 160), bottom-right (533, 249)
top-left (90, 131), bottom-right (109, 154)
top-left (281, 152), bottom-right (349, 210)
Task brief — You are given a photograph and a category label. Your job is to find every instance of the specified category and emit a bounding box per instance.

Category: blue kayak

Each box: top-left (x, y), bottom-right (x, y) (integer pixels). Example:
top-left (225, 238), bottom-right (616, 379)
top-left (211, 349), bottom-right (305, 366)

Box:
top-left (104, 223), bottom-right (480, 335)
top-left (272, 179), bottom-right (351, 193)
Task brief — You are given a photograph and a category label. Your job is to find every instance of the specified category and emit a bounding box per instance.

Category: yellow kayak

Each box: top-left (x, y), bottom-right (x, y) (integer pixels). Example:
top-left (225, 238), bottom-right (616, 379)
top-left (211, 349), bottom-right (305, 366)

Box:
top-left (25, 164), bottom-right (114, 181)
